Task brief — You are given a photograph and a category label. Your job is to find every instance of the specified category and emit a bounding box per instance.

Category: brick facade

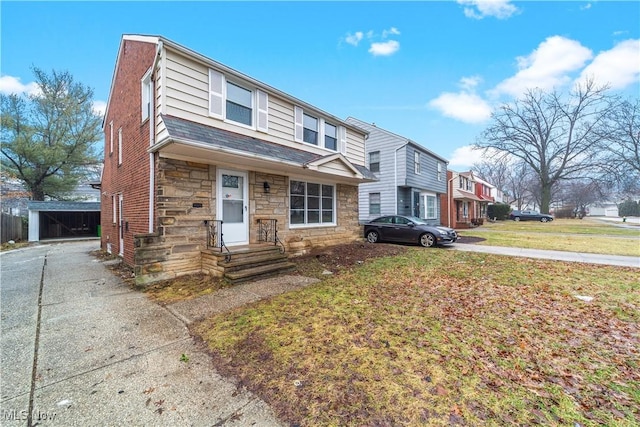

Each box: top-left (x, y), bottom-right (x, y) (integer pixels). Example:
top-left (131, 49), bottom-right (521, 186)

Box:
top-left (101, 40), bottom-right (156, 265)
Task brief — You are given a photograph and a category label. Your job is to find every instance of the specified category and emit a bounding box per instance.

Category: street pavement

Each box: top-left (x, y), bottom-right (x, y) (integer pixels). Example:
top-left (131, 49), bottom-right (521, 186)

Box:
top-left (0, 240), bottom-right (283, 427)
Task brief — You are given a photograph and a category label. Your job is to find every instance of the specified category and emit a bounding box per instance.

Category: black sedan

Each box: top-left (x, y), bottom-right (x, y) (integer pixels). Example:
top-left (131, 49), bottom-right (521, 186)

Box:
top-left (509, 210), bottom-right (554, 222)
top-left (364, 215), bottom-right (458, 248)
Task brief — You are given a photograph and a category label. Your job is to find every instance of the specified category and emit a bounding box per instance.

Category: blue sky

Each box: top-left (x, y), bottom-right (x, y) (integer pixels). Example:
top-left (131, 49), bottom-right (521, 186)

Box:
top-left (2, 1), bottom-right (639, 170)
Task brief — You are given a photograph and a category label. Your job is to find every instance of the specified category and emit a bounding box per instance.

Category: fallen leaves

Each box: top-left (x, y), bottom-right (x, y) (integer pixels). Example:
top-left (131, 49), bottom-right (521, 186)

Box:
top-left (193, 246), bottom-right (640, 426)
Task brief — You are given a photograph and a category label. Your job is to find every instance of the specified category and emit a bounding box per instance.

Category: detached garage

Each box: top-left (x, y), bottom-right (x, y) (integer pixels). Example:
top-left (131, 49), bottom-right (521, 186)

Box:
top-left (28, 201), bottom-right (101, 242)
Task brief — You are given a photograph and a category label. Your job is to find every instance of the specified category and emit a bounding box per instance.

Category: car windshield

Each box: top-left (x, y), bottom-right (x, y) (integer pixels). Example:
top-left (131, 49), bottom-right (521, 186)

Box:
top-left (405, 216), bottom-right (428, 225)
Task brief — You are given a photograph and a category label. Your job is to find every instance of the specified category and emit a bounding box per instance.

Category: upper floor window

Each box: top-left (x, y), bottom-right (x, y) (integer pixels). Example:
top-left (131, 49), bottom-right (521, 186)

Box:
top-left (437, 162), bottom-right (443, 181)
top-left (414, 152), bottom-right (420, 174)
top-left (369, 151), bottom-right (380, 173)
top-left (294, 106), bottom-right (343, 152)
top-left (208, 69), bottom-right (268, 132)
top-left (226, 82), bottom-right (253, 126)
top-left (141, 71), bottom-right (152, 122)
top-left (325, 123), bottom-right (337, 151)
top-left (303, 113), bottom-right (318, 145)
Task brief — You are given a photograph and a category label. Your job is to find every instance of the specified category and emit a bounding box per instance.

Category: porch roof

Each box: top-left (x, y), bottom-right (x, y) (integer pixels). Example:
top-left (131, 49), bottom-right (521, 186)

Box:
top-left (152, 115), bottom-right (377, 184)
top-left (453, 189), bottom-right (482, 202)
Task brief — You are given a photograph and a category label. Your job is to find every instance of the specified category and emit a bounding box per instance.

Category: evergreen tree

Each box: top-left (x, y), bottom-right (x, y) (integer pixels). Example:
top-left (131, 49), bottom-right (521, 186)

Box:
top-left (1, 68), bottom-right (102, 200)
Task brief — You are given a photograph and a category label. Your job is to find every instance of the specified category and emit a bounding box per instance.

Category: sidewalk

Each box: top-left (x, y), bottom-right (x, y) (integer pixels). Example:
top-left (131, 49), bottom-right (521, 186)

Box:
top-left (0, 241), bottom-right (284, 426)
top-left (449, 242), bottom-right (640, 268)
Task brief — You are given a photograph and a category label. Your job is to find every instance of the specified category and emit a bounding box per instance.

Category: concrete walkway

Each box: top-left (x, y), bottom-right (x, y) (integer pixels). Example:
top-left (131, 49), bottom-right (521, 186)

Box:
top-left (0, 240), bottom-right (284, 426)
top-left (449, 242), bottom-right (640, 268)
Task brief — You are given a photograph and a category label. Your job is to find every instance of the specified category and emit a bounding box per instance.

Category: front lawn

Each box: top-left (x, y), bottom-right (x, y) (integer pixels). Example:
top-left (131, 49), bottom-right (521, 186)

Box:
top-left (459, 218), bottom-right (640, 257)
top-left (193, 246), bottom-right (639, 426)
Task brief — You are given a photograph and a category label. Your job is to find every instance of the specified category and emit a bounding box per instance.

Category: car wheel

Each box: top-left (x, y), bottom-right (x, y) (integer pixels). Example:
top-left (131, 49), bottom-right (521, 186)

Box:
top-left (540, 217), bottom-right (549, 223)
top-left (366, 230), bottom-right (379, 243)
top-left (514, 216), bottom-right (521, 221)
top-left (419, 233), bottom-right (436, 248)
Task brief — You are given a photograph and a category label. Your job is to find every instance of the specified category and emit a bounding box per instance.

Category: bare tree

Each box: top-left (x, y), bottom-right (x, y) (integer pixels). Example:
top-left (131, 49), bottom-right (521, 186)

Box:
top-left (603, 98), bottom-right (640, 190)
top-left (475, 79), bottom-right (616, 213)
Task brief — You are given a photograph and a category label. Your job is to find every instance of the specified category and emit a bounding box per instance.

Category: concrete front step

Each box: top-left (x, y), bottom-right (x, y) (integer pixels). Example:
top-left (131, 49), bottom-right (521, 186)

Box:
top-left (223, 252), bottom-right (289, 272)
top-left (203, 244), bottom-right (295, 283)
top-left (224, 261), bottom-right (297, 284)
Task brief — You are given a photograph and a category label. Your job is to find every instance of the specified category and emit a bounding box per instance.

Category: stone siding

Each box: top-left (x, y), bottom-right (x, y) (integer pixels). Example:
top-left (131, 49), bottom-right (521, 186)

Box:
top-left (134, 160), bottom-right (363, 284)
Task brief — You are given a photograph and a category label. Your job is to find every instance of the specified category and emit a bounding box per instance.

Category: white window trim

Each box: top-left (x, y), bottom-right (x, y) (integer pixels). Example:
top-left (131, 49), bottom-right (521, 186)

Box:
top-left (109, 121), bottom-right (113, 155)
top-left (437, 162), bottom-right (443, 181)
top-left (118, 128), bottom-right (122, 165)
top-left (112, 195), bottom-right (116, 224)
top-left (288, 177), bottom-right (337, 229)
top-left (294, 106), bottom-right (341, 153)
top-left (141, 69), bottom-right (152, 123)
top-left (209, 68), bottom-right (269, 132)
top-left (224, 79), bottom-right (255, 130)
top-left (414, 152), bottom-right (420, 174)
top-left (422, 192), bottom-right (437, 220)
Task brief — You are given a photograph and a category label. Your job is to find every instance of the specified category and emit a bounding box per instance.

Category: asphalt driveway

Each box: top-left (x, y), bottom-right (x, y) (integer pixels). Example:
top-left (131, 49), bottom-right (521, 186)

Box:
top-left (0, 240), bottom-right (282, 426)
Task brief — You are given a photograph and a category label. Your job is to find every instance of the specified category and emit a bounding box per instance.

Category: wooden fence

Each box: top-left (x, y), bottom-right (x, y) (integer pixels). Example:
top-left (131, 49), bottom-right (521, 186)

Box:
top-left (1, 212), bottom-right (25, 243)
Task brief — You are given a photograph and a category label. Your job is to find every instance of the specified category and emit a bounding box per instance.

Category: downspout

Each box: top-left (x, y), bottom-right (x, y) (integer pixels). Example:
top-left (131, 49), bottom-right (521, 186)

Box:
top-left (394, 142), bottom-right (408, 215)
top-left (148, 40), bottom-right (163, 233)
top-left (447, 174), bottom-right (456, 228)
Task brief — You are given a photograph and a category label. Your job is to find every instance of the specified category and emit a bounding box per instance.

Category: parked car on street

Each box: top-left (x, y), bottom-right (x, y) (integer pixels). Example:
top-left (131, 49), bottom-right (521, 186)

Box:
top-left (509, 210), bottom-right (554, 222)
top-left (364, 215), bottom-right (458, 247)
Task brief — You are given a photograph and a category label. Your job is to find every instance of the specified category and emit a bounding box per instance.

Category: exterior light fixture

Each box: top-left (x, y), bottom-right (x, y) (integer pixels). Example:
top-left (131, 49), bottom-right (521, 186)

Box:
top-left (263, 181), bottom-right (271, 193)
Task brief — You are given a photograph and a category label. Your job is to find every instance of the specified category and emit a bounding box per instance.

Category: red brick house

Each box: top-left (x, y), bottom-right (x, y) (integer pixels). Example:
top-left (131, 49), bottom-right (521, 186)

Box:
top-left (100, 35), bottom-right (375, 284)
top-left (440, 170), bottom-right (479, 229)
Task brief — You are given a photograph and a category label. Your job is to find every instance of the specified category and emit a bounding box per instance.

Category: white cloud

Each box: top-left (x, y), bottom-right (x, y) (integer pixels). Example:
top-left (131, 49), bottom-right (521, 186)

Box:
top-left (449, 145), bottom-right (486, 167)
top-left (0, 75), bottom-right (40, 96)
top-left (579, 39), bottom-right (640, 90)
top-left (457, 0), bottom-right (519, 19)
top-left (369, 40), bottom-right (400, 57)
top-left (493, 36), bottom-right (592, 97)
top-left (429, 91), bottom-right (492, 124)
top-left (345, 31), bottom-right (364, 46)
top-left (382, 27), bottom-right (401, 38)
top-left (93, 100), bottom-right (107, 116)
top-left (344, 28), bottom-right (401, 57)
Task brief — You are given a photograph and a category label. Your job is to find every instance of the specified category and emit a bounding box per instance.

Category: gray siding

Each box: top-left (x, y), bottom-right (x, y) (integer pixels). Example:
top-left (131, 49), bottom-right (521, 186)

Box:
top-left (347, 117), bottom-right (448, 224)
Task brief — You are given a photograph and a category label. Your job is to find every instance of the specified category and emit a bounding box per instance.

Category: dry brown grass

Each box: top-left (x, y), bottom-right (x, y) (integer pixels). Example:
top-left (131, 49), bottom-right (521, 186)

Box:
top-left (193, 246), bottom-right (640, 426)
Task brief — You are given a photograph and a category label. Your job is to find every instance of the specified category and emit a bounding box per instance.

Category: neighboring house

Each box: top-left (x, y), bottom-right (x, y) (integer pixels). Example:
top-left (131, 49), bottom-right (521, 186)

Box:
top-left (474, 176), bottom-right (495, 219)
top-left (1, 172), bottom-right (30, 216)
top-left (440, 170), bottom-right (483, 228)
top-left (587, 202), bottom-right (619, 217)
top-left (101, 35), bottom-right (375, 284)
top-left (345, 118), bottom-right (448, 225)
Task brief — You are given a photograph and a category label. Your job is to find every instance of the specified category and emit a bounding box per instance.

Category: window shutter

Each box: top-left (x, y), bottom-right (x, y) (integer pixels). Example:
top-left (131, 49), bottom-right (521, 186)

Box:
top-left (319, 118), bottom-right (325, 147)
top-left (256, 89), bottom-right (268, 132)
top-left (294, 106), bottom-right (303, 142)
top-left (339, 126), bottom-right (347, 155)
top-left (209, 69), bottom-right (224, 119)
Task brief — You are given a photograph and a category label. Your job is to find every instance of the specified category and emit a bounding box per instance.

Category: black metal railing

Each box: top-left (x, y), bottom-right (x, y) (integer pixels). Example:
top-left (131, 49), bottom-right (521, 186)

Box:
top-left (204, 219), bottom-right (231, 262)
top-left (257, 218), bottom-right (285, 254)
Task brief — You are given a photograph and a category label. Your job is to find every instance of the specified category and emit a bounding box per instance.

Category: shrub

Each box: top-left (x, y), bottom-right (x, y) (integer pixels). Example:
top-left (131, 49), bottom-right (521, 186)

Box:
top-left (487, 203), bottom-right (511, 220)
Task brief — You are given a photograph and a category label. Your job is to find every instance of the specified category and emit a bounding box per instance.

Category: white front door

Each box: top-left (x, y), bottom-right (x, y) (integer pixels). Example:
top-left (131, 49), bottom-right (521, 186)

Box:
top-left (217, 169), bottom-right (248, 245)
